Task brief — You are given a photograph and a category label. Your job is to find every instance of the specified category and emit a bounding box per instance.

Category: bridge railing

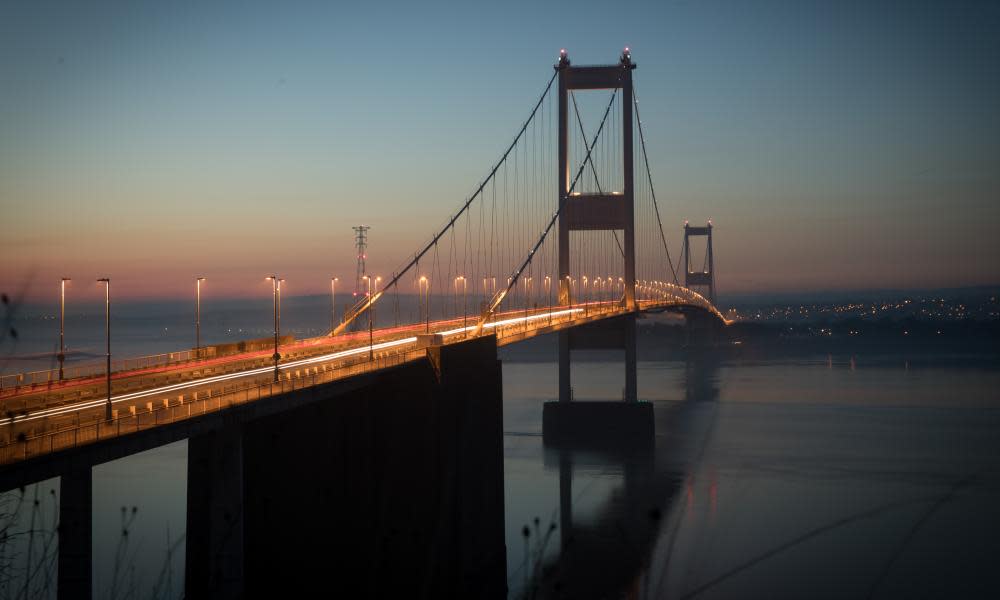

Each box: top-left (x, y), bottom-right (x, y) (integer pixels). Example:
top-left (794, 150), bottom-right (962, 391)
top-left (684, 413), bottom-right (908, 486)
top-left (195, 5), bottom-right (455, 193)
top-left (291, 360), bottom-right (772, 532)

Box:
top-left (0, 347), bottom-right (427, 466)
top-left (0, 294), bottom-right (726, 465)
top-left (0, 347), bottom-right (222, 396)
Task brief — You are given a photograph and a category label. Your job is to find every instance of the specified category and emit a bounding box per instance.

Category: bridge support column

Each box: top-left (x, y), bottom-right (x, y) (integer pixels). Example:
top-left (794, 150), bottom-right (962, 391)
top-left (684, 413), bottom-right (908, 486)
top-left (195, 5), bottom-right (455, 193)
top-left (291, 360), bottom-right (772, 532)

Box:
top-left (58, 467), bottom-right (92, 600)
top-left (186, 425), bottom-right (244, 599)
top-left (544, 314), bottom-right (652, 447)
top-left (557, 313), bottom-right (638, 403)
top-left (555, 51), bottom-right (640, 406)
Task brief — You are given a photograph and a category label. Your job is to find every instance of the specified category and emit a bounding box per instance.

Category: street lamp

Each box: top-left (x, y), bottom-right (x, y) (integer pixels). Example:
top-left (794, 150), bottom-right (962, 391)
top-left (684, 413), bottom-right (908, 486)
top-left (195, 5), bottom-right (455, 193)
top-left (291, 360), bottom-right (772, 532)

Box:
top-left (419, 276), bottom-right (429, 333)
top-left (363, 275), bottom-right (380, 360)
top-left (266, 276), bottom-right (282, 381)
top-left (330, 277), bottom-right (339, 333)
top-left (195, 277), bottom-right (205, 356)
top-left (455, 276), bottom-right (467, 332)
top-left (544, 275), bottom-right (552, 322)
top-left (373, 276), bottom-right (381, 345)
top-left (97, 278), bottom-right (111, 420)
top-left (523, 276), bottom-right (532, 329)
top-left (58, 278), bottom-right (70, 380)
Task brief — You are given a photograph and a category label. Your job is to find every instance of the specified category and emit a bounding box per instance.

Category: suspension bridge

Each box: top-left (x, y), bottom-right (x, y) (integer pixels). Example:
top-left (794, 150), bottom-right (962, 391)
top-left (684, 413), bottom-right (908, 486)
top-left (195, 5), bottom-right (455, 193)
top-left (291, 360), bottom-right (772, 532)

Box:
top-left (0, 47), bottom-right (725, 461)
top-left (0, 50), bottom-right (728, 599)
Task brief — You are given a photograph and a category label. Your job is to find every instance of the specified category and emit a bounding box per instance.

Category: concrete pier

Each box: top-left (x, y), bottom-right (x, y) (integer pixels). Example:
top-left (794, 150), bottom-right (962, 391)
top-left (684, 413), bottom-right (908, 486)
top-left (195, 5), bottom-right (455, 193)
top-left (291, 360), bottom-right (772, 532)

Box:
top-left (186, 425), bottom-right (244, 599)
top-left (57, 467), bottom-right (92, 600)
top-left (238, 334), bottom-right (506, 597)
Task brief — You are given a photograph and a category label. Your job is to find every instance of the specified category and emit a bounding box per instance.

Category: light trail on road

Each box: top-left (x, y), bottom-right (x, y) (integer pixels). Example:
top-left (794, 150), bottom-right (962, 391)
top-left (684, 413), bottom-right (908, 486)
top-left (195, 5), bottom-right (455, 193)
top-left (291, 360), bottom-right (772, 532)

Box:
top-left (8, 306), bottom-right (586, 426)
top-left (11, 336), bottom-right (419, 425)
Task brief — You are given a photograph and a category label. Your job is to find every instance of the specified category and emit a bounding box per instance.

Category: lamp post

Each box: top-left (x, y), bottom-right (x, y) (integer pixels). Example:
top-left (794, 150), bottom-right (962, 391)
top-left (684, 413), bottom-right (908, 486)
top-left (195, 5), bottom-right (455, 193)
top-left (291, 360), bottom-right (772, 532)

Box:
top-left (330, 277), bottom-right (339, 334)
top-left (195, 277), bottom-right (205, 357)
top-left (455, 276), bottom-right (467, 333)
top-left (58, 278), bottom-right (70, 380)
top-left (278, 278), bottom-right (284, 367)
top-left (523, 277), bottom-right (532, 330)
top-left (544, 275), bottom-right (552, 323)
top-left (373, 276), bottom-right (381, 355)
top-left (419, 276), bottom-right (429, 333)
top-left (363, 275), bottom-right (378, 360)
top-left (267, 276), bottom-right (281, 381)
top-left (97, 278), bottom-right (111, 420)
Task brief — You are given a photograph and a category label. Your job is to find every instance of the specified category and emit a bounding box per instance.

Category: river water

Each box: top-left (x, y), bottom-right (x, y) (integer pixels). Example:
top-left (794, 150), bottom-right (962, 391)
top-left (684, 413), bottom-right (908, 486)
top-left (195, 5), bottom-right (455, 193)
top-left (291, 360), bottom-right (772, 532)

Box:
top-left (1, 298), bottom-right (998, 598)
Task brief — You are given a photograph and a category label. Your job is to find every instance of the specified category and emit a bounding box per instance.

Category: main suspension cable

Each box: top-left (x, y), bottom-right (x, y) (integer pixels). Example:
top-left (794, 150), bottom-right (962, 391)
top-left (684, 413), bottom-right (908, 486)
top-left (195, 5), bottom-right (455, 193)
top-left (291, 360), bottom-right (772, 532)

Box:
top-left (334, 70), bottom-right (559, 335)
top-left (633, 85), bottom-right (679, 285)
top-left (477, 83), bottom-right (621, 330)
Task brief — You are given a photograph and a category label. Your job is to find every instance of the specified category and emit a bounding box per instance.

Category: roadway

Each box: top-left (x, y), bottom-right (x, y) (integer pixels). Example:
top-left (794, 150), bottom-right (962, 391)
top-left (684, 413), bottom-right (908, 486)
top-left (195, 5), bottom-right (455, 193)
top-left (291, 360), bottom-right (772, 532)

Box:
top-left (0, 303), bottom-right (615, 459)
top-left (0, 288), bottom-right (723, 465)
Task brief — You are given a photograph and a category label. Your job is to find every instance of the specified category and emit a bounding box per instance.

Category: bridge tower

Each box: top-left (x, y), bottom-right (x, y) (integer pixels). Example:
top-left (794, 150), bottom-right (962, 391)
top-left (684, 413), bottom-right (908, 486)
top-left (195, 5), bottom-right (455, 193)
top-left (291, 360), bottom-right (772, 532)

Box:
top-left (557, 49), bottom-right (638, 403)
top-left (681, 221), bottom-right (716, 305)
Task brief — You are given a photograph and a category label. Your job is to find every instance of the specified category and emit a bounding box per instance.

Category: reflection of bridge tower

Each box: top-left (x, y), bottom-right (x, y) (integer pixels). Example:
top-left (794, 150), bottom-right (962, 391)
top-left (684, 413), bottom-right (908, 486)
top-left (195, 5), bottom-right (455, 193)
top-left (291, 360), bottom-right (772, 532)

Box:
top-left (557, 49), bottom-right (637, 403)
top-left (682, 221), bottom-right (716, 305)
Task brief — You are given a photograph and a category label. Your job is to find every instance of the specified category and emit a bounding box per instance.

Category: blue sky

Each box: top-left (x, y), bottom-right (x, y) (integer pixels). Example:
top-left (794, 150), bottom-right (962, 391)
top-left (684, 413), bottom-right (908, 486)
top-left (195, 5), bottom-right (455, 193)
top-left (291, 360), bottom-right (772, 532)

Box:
top-left (2, 0), bottom-right (998, 300)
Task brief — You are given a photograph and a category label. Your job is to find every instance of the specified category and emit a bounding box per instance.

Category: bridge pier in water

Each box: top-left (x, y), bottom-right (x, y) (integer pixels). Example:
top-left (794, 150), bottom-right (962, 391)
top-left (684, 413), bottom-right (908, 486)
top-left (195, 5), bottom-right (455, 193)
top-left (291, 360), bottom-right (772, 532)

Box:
top-left (546, 314), bottom-right (653, 447)
top-left (186, 425), bottom-right (245, 598)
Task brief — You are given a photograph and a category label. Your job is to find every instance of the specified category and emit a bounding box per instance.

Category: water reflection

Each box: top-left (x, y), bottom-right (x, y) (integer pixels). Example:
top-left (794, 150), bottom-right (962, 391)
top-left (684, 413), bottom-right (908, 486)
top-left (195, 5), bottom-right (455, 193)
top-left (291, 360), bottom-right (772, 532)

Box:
top-left (520, 356), bottom-right (722, 598)
top-left (684, 353), bottom-right (721, 403)
top-left (3, 339), bottom-right (998, 598)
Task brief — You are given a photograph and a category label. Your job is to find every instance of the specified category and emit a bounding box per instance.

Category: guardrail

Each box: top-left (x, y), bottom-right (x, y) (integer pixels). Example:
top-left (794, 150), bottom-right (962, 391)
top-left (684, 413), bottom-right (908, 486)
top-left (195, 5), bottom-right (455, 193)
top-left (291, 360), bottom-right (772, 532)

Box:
top-left (0, 347), bottom-right (427, 465)
top-left (0, 347), bottom-right (222, 395)
top-left (0, 292), bottom-right (725, 395)
top-left (0, 298), bottom-right (702, 465)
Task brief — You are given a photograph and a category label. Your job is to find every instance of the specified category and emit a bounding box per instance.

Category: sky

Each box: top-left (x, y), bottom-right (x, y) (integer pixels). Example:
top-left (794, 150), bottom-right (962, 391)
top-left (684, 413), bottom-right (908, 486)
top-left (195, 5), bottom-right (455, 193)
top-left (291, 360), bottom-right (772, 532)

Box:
top-left (1, 0), bottom-right (998, 303)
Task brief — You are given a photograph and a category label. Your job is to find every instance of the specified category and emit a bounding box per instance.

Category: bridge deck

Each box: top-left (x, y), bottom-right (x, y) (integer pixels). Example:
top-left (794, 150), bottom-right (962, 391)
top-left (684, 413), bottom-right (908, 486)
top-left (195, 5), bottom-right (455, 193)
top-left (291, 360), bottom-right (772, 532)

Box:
top-left (0, 293), bottom-right (724, 468)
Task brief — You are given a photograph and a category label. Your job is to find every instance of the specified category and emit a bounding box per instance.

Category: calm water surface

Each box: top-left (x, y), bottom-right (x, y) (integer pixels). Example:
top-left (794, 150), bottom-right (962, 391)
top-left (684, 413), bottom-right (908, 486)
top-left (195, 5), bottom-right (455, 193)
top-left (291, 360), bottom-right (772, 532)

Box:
top-left (502, 353), bottom-right (1000, 598)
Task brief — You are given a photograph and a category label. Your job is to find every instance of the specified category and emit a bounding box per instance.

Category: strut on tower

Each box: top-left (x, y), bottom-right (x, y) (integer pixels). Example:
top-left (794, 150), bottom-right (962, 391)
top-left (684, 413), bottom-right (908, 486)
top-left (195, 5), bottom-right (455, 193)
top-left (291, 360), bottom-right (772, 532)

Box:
top-left (352, 225), bottom-right (370, 298)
